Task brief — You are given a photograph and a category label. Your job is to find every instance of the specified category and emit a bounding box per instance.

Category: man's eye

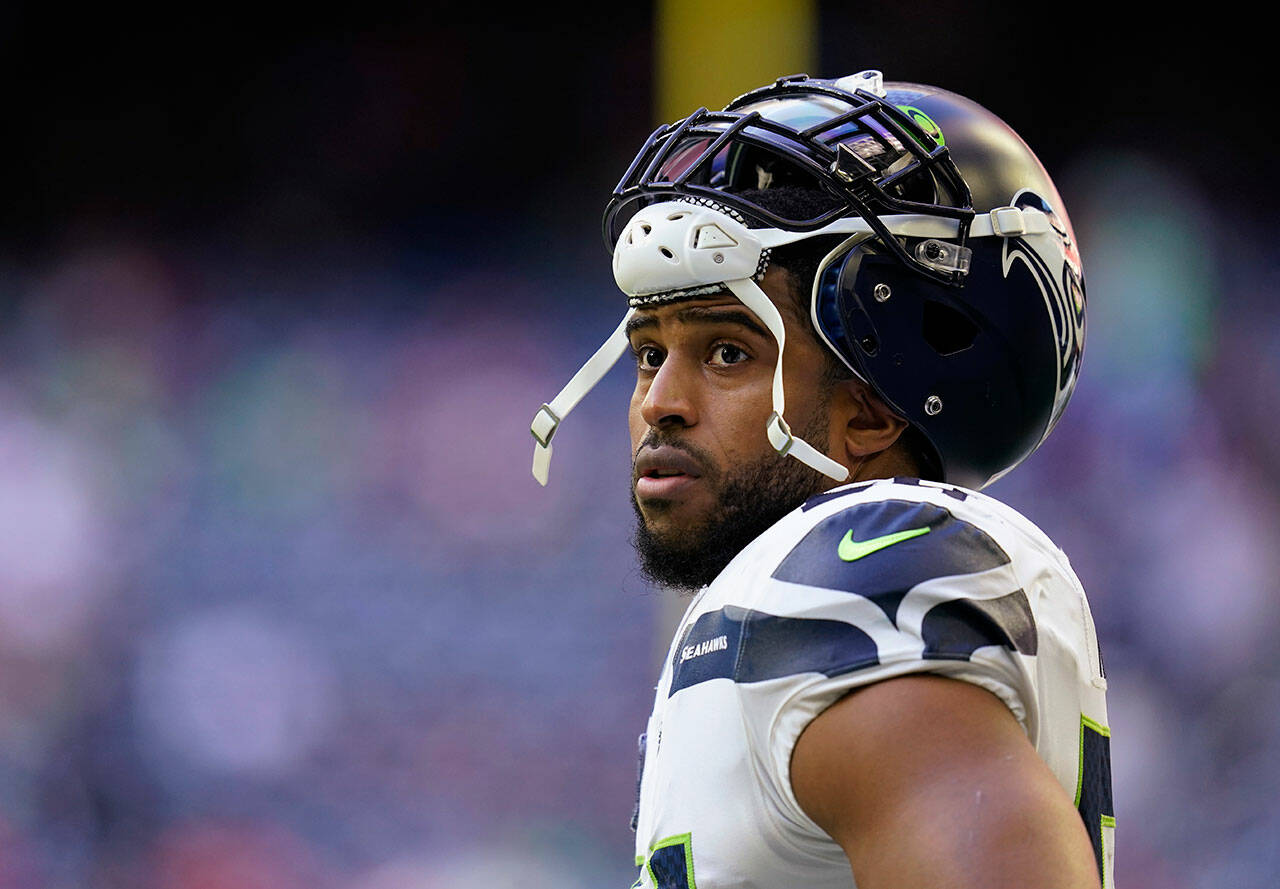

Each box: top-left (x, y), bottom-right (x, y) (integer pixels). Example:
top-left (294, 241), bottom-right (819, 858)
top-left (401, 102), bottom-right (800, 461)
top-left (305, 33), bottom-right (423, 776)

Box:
top-left (710, 343), bottom-right (749, 366)
top-left (636, 346), bottom-right (665, 370)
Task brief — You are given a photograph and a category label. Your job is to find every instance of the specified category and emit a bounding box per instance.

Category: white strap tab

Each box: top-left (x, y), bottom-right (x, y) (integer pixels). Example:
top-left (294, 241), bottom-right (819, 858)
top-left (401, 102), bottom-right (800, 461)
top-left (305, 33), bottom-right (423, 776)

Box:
top-left (989, 206), bottom-right (1027, 236)
top-left (973, 206), bottom-right (1051, 238)
top-left (531, 309), bottom-right (634, 485)
top-left (532, 437), bottom-right (554, 487)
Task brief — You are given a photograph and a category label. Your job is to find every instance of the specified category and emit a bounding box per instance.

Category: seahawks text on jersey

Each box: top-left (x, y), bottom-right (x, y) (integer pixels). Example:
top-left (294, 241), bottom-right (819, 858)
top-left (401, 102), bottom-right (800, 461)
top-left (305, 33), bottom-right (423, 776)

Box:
top-left (631, 478), bottom-right (1113, 889)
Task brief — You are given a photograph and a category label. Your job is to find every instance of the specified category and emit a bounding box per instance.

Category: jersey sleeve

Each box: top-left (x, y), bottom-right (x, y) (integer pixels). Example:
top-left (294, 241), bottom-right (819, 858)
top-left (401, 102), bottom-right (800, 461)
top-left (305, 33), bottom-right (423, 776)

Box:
top-left (738, 494), bottom-right (1045, 835)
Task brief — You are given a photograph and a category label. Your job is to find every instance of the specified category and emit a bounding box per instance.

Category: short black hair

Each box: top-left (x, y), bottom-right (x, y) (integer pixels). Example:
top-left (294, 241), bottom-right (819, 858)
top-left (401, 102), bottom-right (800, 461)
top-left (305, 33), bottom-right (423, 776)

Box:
top-left (736, 186), bottom-right (845, 350)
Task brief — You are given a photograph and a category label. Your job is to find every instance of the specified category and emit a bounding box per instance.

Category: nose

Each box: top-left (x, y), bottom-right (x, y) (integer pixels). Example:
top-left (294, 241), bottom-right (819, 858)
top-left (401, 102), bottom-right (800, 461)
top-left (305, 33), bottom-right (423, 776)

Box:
top-left (639, 356), bottom-right (698, 429)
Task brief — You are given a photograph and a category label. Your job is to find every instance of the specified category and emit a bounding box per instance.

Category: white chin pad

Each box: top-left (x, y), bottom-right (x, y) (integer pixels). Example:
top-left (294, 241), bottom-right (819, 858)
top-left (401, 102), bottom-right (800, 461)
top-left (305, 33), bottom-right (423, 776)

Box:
top-left (613, 203), bottom-right (763, 297)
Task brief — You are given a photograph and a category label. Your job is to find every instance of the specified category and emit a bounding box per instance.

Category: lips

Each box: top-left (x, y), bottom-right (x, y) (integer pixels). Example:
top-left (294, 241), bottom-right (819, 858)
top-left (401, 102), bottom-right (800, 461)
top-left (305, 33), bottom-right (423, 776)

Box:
top-left (634, 445), bottom-right (704, 499)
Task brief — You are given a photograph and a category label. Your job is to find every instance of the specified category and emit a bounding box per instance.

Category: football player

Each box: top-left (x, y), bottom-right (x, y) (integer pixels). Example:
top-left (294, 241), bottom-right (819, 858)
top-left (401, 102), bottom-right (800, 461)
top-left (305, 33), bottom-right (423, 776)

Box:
top-left (531, 71), bottom-right (1113, 889)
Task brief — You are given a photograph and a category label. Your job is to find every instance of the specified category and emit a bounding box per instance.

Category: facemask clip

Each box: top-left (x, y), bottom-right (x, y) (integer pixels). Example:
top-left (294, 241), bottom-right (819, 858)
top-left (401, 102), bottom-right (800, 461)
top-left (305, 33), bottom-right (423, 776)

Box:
top-left (914, 238), bottom-right (971, 276)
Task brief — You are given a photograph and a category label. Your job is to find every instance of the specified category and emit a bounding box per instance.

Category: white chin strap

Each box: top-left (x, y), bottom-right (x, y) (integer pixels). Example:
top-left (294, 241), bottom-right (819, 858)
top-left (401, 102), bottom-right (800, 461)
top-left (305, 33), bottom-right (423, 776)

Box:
top-left (528, 289), bottom-right (845, 486)
top-left (531, 199), bottom-right (1055, 485)
top-left (530, 309), bottom-right (634, 486)
top-left (530, 200), bottom-right (851, 486)
top-left (721, 277), bottom-right (849, 480)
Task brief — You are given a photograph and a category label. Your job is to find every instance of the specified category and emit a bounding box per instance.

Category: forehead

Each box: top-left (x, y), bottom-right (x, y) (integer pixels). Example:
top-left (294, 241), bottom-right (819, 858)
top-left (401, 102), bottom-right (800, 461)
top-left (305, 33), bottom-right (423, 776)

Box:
top-left (626, 267), bottom-right (801, 334)
top-left (626, 294), bottom-right (768, 339)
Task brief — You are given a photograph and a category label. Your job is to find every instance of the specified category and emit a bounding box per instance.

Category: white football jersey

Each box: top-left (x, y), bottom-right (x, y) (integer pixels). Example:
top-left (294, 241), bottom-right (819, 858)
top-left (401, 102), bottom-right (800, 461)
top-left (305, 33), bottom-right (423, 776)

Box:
top-left (631, 477), bottom-right (1114, 889)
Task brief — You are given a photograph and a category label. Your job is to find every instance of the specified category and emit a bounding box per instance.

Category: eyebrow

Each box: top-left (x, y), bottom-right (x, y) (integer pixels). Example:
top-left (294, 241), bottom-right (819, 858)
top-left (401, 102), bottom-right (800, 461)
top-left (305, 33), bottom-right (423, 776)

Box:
top-left (624, 305), bottom-right (772, 341)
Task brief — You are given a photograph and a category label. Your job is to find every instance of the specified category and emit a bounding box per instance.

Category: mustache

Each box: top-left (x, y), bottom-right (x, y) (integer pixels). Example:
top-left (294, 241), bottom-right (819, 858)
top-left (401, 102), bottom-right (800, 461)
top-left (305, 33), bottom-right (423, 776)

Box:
top-left (631, 430), bottom-right (718, 478)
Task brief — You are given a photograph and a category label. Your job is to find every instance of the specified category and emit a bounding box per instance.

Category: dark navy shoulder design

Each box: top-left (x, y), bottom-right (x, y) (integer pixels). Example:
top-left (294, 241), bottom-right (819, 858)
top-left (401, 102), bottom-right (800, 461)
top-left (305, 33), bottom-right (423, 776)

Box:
top-left (774, 498), bottom-right (1009, 596)
top-left (774, 497), bottom-right (1037, 661)
top-left (800, 478), bottom-right (968, 512)
top-left (669, 605), bottom-right (878, 697)
top-left (664, 494), bottom-right (1042, 697)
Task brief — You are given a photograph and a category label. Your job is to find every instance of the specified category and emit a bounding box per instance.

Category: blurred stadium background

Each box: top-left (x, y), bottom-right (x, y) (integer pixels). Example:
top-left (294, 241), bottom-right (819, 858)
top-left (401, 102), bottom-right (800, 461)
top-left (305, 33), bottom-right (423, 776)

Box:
top-left (0, 4), bottom-right (1274, 887)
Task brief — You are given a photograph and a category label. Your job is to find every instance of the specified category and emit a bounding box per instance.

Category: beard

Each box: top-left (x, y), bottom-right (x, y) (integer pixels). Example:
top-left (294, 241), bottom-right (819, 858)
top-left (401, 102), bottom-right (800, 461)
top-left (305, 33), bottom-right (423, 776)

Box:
top-left (630, 409), bottom-right (835, 594)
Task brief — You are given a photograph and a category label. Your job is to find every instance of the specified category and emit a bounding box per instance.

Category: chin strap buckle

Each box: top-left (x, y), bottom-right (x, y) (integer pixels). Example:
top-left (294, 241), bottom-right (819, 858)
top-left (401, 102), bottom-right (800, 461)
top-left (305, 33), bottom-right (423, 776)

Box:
top-left (766, 412), bottom-right (794, 456)
top-left (529, 310), bottom-right (635, 487)
top-left (530, 404), bottom-right (561, 487)
top-left (765, 410), bottom-right (850, 482)
top-left (530, 403), bottom-right (561, 449)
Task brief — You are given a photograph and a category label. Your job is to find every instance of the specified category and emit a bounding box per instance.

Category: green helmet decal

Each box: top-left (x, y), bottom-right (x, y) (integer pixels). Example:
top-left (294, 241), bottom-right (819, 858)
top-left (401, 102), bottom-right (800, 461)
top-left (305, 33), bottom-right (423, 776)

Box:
top-left (896, 104), bottom-right (945, 147)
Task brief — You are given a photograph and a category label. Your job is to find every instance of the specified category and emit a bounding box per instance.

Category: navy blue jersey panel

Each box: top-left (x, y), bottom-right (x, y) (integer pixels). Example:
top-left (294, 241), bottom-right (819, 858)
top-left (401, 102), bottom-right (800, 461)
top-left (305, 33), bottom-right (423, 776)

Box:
top-left (669, 605), bottom-right (879, 696)
top-left (801, 482), bottom-right (876, 511)
top-left (1078, 720), bottom-right (1115, 882)
top-left (867, 588), bottom-right (910, 626)
top-left (668, 608), bottom-right (744, 693)
top-left (920, 588), bottom-right (1038, 659)
top-left (648, 843), bottom-right (692, 889)
top-left (737, 608), bottom-right (880, 682)
top-left (772, 499), bottom-right (1011, 598)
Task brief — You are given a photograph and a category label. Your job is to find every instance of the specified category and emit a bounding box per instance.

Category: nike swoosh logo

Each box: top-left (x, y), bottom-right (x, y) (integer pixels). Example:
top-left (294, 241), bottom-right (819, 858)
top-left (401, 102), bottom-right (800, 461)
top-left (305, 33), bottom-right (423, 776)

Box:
top-left (837, 526), bottom-right (931, 561)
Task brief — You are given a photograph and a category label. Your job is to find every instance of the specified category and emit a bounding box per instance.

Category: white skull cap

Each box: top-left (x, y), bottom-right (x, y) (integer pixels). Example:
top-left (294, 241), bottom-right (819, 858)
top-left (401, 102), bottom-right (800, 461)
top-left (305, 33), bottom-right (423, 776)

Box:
top-left (612, 202), bottom-right (764, 300)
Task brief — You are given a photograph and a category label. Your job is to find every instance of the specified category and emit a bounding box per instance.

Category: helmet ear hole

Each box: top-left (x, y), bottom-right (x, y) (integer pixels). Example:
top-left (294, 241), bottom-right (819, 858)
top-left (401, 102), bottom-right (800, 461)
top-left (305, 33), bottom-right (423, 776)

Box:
top-left (922, 299), bottom-right (978, 356)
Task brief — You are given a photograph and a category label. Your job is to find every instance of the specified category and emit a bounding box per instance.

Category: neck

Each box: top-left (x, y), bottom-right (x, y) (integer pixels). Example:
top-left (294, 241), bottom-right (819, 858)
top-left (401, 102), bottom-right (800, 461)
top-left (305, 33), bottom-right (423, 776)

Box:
top-left (845, 445), bottom-right (922, 486)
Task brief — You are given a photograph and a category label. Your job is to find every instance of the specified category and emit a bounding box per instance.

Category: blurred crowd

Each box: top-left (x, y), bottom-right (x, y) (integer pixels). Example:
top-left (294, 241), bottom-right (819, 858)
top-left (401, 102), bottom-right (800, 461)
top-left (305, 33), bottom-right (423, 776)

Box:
top-left (0, 218), bottom-right (658, 886)
top-left (1, 96), bottom-right (1278, 889)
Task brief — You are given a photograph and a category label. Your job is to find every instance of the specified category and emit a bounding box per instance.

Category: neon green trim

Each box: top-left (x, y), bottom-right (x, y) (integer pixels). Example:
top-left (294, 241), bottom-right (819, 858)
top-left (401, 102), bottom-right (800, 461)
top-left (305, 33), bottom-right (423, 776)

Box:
top-left (837, 526), bottom-right (930, 561)
top-left (645, 832), bottom-right (697, 889)
top-left (895, 105), bottom-right (945, 147)
top-left (1074, 714), bottom-right (1111, 807)
top-left (1100, 816), bottom-right (1115, 889)
top-left (1082, 714), bottom-right (1111, 737)
top-left (1073, 715), bottom-right (1115, 889)
top-left (636, 855), bottom-right (646, 867)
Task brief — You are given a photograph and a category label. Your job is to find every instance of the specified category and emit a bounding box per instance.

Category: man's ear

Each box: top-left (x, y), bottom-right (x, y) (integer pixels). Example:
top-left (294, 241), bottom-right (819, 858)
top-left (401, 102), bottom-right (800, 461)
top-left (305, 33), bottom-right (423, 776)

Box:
top-left (831, 377), bottom-right (909, 460)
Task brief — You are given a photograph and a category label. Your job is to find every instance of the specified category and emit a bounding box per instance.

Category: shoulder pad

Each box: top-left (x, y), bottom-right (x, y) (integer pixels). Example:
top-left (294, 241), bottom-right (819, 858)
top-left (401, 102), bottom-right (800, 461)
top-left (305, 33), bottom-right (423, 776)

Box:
top-left (775, 498), bottom-right (1008, 591)
top-left (773, 497), bottom-right (1036, 659)
top-left (669, 604), bottom-right (878, 695)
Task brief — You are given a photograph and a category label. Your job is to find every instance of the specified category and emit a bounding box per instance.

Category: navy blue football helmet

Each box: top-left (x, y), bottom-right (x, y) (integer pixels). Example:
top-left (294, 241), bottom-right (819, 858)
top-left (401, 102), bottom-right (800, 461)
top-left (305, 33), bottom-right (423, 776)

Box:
top-left (602, 70), bottom-right (1086, 490)
top-left (530, 70), bottom-right (1084, 490)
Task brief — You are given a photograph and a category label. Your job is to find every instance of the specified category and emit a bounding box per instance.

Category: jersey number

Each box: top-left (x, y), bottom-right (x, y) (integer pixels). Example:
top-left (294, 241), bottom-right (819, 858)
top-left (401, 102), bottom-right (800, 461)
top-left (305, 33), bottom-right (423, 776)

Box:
top-left (1076, 715), bottom-right (1115, 888)
top-left (633, 833), bottom-right (696, 889)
